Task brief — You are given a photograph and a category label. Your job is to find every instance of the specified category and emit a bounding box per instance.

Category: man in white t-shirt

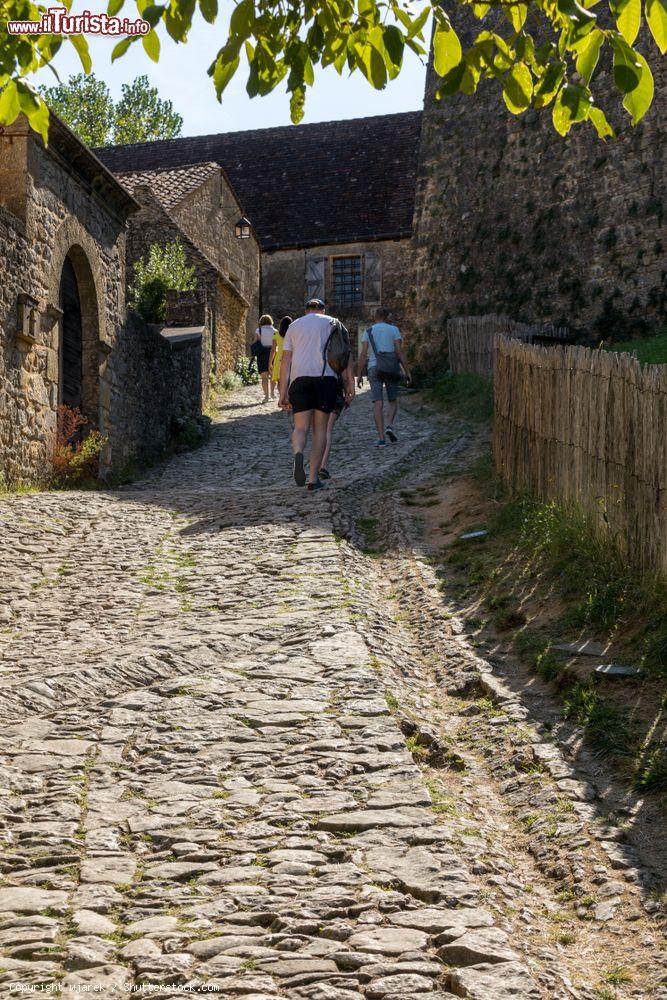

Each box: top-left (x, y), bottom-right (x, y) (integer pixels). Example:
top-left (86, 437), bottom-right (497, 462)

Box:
top-left (357, 307), bottom-right (411, 446)
top-left (279, 299), bottom-right (355, 491)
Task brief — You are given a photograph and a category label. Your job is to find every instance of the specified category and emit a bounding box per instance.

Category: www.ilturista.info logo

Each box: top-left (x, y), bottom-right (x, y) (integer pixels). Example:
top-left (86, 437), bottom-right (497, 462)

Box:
top-left (6, 5), bottom-right (150, 34)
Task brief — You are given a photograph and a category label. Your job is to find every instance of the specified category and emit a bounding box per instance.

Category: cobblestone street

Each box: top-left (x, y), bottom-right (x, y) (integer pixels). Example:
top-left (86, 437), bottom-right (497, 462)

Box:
top-left (0, 387), bottom-right (662, 999)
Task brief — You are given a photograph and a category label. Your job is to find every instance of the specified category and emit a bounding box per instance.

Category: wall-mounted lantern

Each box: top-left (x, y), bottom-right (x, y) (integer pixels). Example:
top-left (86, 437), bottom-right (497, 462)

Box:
top-left (234, 216), bottom-right (252, 239)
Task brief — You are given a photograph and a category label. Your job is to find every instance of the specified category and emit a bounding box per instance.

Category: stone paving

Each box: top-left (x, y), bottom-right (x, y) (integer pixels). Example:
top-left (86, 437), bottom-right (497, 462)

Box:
top-left (0, 386), bottom-right (542, 997)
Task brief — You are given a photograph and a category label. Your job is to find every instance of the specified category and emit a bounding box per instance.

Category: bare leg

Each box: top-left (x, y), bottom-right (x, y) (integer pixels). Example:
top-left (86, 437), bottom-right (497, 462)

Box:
top-left (292, 410), bottom-right (312, 455)
top-left (270, 379), bottom-right (278, 399)
top-left (373, 400), bottom-right (385, 440)
top-left (386, 399), bottom-right (398, 427)
top-left (309, 410), bottom-right (329, 484)
top-left (321, 412), bottom-right (337, 471)
top-left (261, 372), bottom-right (269, 401)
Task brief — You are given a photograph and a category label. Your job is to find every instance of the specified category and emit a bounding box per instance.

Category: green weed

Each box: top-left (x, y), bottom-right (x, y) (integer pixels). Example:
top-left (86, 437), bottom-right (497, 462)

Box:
top-left (563, 683), bottom-right (635, 759)
top-left (604, 967), bottom-right (633, 985)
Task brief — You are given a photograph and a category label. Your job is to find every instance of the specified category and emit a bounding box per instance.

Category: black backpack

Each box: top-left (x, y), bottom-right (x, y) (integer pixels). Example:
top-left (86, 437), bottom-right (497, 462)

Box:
top-left (322, 319), bottom-right (351, 376)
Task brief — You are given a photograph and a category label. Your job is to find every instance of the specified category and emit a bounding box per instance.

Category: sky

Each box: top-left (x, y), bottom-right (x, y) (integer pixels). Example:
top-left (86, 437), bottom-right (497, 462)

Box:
top-left (34, 9), bottom-right (429, 137)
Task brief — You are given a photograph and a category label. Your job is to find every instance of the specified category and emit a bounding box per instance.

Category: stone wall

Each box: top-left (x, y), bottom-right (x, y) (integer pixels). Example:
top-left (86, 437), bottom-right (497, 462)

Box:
top-left (104, 312), bottom-right (204, 471)
top-left (261, 238), bottom-right (414, 352)
top-left (411, 37), bottom-right (666, 366)
top-left (170, 171), bottom-right (260, 343)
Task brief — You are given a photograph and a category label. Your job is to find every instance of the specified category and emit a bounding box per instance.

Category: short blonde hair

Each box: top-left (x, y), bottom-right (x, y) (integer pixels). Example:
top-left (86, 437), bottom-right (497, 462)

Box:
top-left (259, 313), bottom-right (273, 327)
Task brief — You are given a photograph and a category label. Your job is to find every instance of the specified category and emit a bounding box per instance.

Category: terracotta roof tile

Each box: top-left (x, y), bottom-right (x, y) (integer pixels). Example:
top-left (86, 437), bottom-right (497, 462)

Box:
top-left (96, 112), bottom-right (421, 250)
top-left (115, 162), bottom-right (221, 210)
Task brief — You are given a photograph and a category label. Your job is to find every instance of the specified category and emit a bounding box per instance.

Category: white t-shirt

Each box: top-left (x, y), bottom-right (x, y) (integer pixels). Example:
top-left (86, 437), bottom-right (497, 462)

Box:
top-left (283, 313), bottom-right (336, 382)
top-left (256, 325), bottom-right (275, 349)
top-left (362, 322), bottom-right (402, 368)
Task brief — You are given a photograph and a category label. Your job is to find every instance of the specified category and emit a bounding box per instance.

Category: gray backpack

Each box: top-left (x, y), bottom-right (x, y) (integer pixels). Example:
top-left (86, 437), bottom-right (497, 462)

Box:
top-left (367, 327), bottom-right (402, 382)
top-left (322, 319), bottom-right (351, 376)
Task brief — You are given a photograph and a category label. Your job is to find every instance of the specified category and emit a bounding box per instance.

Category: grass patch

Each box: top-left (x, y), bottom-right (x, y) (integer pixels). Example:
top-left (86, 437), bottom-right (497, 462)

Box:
top-left (563, 683), bottom-right (636, 759)
top-left (385, 691), bottom-right (400, 712)
top-left (356, 515), bottom-right (380, 554)
top-left (424, 371), bottom-right (494, 423)
top-left (501, 495), bottom-right (667, 676)
top-left (604, 966), bottom-right (633, 985)
top-left (604, 328), bottom-right (667, 366)
top-left (440, 474), bottom-right (666, 796)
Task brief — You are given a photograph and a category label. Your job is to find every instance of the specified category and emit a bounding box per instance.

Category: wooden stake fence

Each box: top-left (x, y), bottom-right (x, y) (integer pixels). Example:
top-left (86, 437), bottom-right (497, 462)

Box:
top-left (448, 315), bottom-right (569, 380)
top-left (493, 336), bottom-right (667, 574)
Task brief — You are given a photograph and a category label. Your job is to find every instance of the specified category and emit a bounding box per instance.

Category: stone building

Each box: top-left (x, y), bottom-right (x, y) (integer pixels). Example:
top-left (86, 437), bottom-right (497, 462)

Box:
top-left (97, 112), bottom-right (421, 349)
top-left (410, 30), bottom-right (666, 364)
top-left (0, 113), bottom-right (256, 485)
top-left (0, 113), bottom-right (135, 482)
top-left (115, 161), bottom-right (260, 351)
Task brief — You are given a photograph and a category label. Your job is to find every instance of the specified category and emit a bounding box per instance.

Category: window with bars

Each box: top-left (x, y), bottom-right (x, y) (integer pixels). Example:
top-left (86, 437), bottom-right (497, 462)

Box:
top-left (332, 256), bottom-right (363, 306)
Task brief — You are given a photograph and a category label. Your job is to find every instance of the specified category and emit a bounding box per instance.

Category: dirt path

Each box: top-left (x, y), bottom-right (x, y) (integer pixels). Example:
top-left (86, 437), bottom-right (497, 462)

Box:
top-left (0, 385), bottom-right (663, 999)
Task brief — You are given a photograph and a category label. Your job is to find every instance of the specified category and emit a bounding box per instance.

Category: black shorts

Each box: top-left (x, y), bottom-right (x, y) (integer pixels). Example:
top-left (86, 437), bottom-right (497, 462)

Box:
top-left (289, 376), bottom-right (339, 414)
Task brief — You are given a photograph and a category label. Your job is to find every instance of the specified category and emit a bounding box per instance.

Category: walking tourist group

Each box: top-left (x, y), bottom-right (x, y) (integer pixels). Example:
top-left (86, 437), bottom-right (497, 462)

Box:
top-left (251, 300), bottom-right (412, 492)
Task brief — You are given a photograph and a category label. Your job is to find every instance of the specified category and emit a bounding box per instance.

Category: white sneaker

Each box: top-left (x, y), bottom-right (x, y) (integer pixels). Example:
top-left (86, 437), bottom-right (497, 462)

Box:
top-left (386, 426), bottom-right (398, 443)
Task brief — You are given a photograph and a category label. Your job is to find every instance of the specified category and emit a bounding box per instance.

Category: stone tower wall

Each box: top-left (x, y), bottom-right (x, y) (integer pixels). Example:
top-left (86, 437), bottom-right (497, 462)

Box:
top-left (411, 33), bottom-right (666, 366)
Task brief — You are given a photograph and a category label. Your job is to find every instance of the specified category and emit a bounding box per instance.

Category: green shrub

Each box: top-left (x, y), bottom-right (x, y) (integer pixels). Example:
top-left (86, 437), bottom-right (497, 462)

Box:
top-left (219, 370), bottom-right (242, 391)
top-left (234, 356), bottom-right (259, 385)
top-left (131, 240), bottom-right (196, 323)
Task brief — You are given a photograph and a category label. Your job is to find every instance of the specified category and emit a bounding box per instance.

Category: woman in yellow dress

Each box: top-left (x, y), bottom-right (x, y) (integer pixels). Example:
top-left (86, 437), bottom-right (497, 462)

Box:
top-left (268, 316), bottom-right (292, 400)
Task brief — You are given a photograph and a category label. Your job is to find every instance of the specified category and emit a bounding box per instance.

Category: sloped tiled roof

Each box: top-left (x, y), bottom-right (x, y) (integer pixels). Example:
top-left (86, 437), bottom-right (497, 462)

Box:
top-left (96, 112), bottom-right (422, 251)
top-left (115, 162), bottom-right (221, 211)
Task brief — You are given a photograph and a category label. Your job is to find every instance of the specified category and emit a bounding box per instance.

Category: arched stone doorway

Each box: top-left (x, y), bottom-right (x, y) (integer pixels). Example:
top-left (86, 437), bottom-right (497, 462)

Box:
top-left (59, 257), bottom-right (83, 409)
top-left (58, 246), bottom-right (100, 425)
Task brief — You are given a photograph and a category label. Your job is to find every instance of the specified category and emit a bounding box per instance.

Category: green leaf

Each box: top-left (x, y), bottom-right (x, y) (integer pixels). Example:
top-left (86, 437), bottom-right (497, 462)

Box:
top-left (210, 51), bottom-right (240, 97)
top-left (290, 85), bottom-right (305, 124)
top-left (433, 21), bottom-right (462, 77)
top-left (107, 0), bottom-right (124, 15)
top-left (140, 5), bottom-right (165, 27)
top-left (15, 82), bottom-right (50, 143)
top-left (383, 24), bottom-right (404, 68)
top-left (575, 28), bottom-right (603, 82)
top-left (26, 96), bottom-right (50, 144)
top-left (646, 0), bottom-right (667, 52)
top-left (230, 0), bottom-right (254, 39)
top-left (612, 36), bottom-right (642, 91)
top-left (199, 0), bottom-right (217, 23)
top-left (0, 81), bottom-right (21, 124)
top-left (406, 6), bottom-right (430, 39)
top-left (552, 81), bottom-right (592, 133)
top-left (142, 30), bottom-right (160, 62)
top-left (622, 49), bottom-right (654, 122)
top-left (435, 61), bottom-right (466, 97)
top-left (68, 34), bottom-right (91, 74)
top-left (552, 89), bottom-right (573, 135)
top-left (557, 0), bottom-right (598, 39)
top-left (589, 105), bottom-right (615, 137)
top-left (503, 62), bottom-right (533, 113)
top-left (507, 2), bottom-right (528, 31)
top-left (111, 36), bottom-right (136, 62)
top-left (562, 81), bottom-right (593, 119)
top-left (609, 0), bottom-right (641, 42)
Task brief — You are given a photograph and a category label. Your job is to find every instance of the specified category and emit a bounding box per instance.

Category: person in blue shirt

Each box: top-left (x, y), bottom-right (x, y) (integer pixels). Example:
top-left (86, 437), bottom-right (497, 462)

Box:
top-left (356, 307), bottom-right (411, 446)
